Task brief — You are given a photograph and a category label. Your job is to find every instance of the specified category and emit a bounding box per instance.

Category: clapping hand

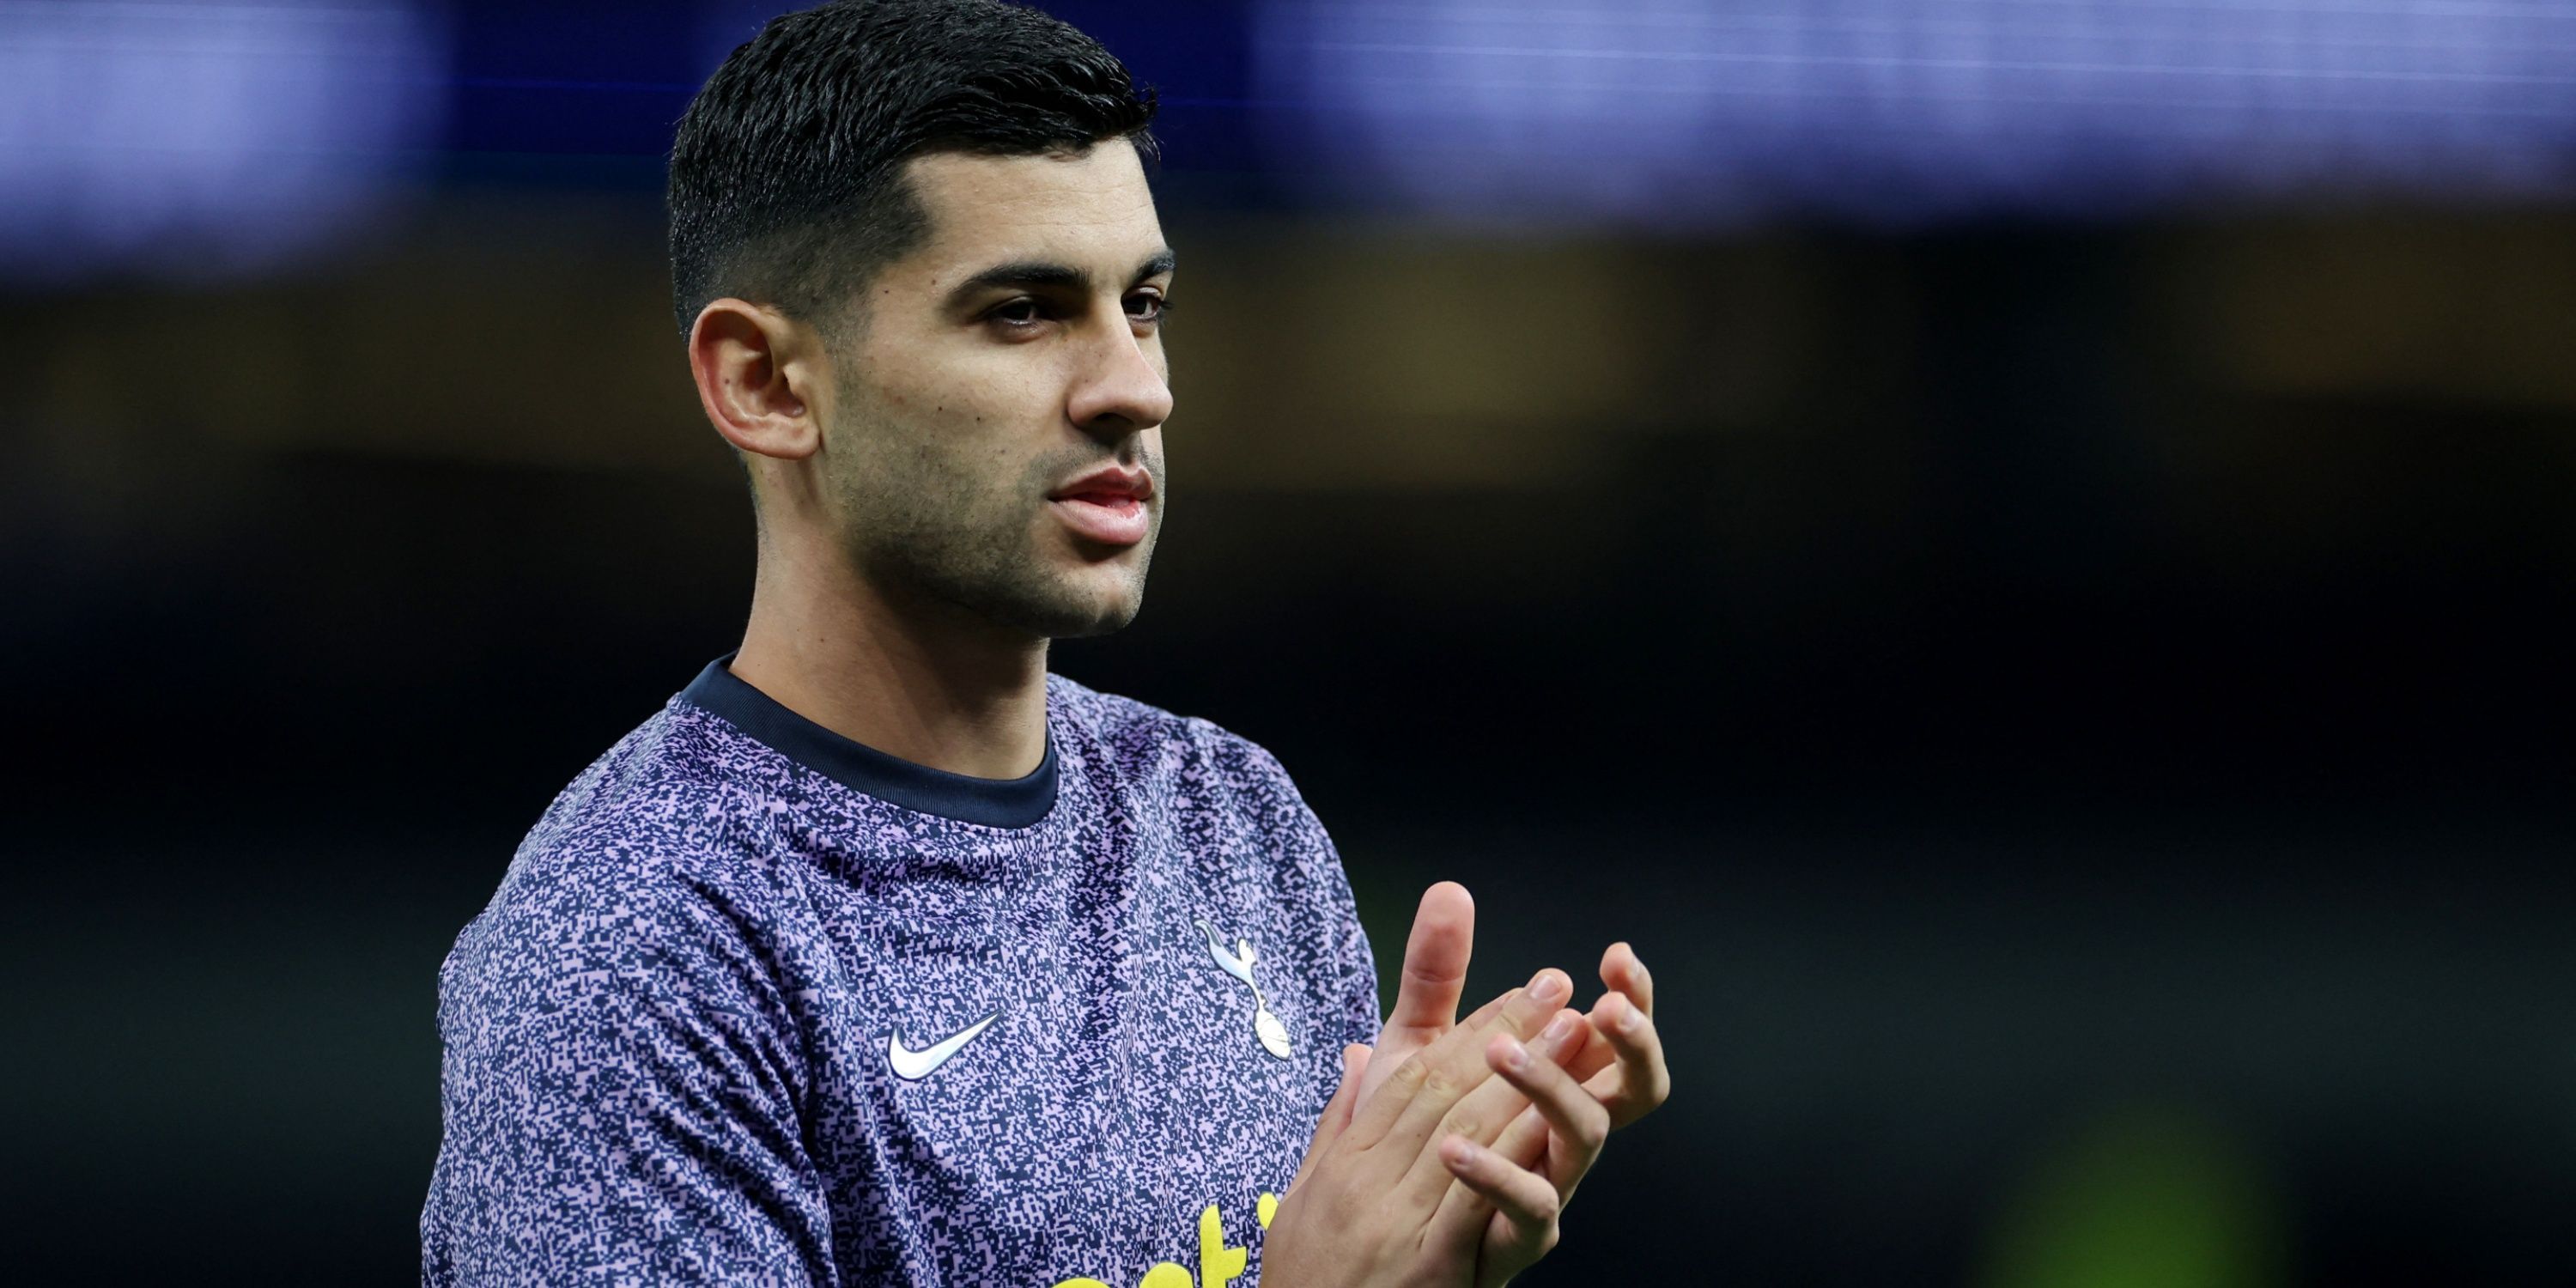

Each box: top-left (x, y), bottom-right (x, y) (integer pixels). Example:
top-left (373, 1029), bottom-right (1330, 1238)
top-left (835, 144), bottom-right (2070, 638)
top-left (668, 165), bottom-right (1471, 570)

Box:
top-left (1292, 882), bottom-right (1670, 1286)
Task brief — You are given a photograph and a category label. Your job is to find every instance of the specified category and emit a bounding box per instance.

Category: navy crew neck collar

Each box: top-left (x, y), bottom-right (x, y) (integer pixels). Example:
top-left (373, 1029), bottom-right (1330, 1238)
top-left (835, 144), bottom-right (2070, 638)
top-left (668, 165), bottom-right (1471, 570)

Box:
top-left (678, 653), bottom-right (1057, 829)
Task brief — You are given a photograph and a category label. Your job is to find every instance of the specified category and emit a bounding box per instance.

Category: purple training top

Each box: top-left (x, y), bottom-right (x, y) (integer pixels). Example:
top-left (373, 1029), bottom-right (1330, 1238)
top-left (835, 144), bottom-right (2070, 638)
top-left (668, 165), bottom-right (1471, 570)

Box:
top-left (421, 656), bottom-right (1382, 1286)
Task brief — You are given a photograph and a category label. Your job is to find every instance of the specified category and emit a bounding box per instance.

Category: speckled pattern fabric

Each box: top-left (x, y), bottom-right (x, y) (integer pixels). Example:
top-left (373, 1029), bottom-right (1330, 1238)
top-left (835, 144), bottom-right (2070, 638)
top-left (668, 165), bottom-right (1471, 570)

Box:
top-left (421, 657), bottom-right (1382, 1287)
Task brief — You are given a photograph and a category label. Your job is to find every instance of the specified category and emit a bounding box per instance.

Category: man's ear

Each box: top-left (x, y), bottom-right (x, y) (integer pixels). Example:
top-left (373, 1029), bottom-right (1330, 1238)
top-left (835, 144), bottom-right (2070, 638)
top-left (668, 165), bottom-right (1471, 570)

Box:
top-left (688, 299), bottom-right (826, 461)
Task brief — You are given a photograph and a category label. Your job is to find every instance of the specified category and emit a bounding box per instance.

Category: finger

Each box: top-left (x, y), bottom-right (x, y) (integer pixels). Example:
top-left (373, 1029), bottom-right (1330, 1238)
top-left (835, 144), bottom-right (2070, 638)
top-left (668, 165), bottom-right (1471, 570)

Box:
top-left (1365, 986), bottom-right (1515, 1108)
top-left (1480, 1025), bottom-right (1611, 1197)
top-left (1355, 884), bottom-right (1479, 1109)
top-left (1351, 968), bottom-right (1570, 1154)
top-left (1294, 1042), bottom-right (1371, 1190)
top-left (1558, 1015), bottom-right (1616, 1085)
top-left (1550, 943), bottom-right (1650, 1087)
top-left (1600, 941), bottom-right (1655, 1018)
top-left (1398, 1006), bottom-right (1588, 1204)
top-left (1583, 990), bottom-right (1670, 1128)
top-left (1486, 1102), bottom-right (1551, 1178)
top-left (1360, 1010), bottom-right (1506, 1111)
top-left (1437, 1135), bottom-right (1561, 1273)
top-left (1454, 987), bottom-right (1513, 1034)
top-left (1386, 882), bottom-right (1474, 1036)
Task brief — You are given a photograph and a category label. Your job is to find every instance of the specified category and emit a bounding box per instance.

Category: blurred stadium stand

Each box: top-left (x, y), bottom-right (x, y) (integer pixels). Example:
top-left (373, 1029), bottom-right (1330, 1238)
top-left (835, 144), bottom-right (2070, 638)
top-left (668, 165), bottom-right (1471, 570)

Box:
top-left (3, 3), bottom-right (2572, 1285)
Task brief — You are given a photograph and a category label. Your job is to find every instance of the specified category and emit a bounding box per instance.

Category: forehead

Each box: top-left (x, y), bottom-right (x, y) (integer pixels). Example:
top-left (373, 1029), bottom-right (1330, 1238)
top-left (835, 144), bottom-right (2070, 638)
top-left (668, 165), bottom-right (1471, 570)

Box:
top-left (896, 141), bottom-right (1164, 280)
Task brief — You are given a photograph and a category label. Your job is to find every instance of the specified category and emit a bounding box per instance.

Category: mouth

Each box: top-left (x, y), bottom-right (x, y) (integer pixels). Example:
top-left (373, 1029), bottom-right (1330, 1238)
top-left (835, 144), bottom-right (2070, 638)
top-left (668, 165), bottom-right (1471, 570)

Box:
top-left (1046, 467), bottom-right (1154, 548)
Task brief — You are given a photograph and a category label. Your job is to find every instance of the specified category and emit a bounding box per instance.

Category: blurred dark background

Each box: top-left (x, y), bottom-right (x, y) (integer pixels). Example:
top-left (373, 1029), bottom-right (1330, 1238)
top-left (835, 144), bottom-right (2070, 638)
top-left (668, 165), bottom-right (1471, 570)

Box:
top-left (4, 1), bottom-right (2573, 1284)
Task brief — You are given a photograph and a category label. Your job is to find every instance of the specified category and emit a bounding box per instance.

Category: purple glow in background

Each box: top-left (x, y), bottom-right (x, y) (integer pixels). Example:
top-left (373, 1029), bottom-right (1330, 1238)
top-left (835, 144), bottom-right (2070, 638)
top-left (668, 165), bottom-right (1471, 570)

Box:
top-left (1254, 0), bottom-right (2576, 225)
top-left (6, 0), bottom-right (2574, 280)
top-left (0, 1), bottom-right (447, 283)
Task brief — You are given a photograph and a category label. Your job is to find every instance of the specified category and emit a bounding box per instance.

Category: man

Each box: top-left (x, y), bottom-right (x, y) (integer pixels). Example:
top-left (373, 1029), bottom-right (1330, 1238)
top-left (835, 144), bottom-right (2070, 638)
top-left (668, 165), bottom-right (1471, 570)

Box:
top-left (420, 3), bottom-right (1668, 1284)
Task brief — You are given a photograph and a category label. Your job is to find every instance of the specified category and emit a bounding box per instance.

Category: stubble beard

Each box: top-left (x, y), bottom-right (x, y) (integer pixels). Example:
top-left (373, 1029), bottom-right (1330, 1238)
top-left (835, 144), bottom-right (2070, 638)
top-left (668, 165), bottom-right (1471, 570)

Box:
top-left (834, 435), bottom-right (1161, 642)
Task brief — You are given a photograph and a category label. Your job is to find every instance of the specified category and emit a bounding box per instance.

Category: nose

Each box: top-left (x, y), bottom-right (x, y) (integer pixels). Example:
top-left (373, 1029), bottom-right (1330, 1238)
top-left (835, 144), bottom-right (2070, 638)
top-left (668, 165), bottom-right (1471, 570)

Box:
top-left (1066, 319), bottom-right (1172, 440)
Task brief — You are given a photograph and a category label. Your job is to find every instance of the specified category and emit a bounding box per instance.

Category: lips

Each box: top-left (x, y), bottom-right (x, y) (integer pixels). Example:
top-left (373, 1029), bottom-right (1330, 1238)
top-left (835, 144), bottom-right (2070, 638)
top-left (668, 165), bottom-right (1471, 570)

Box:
top-left (1047, 465), bottom-right (1153, 547)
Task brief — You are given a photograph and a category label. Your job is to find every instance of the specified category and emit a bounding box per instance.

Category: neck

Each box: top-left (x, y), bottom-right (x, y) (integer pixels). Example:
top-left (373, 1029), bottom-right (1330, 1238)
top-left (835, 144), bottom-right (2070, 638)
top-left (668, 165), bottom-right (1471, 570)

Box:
top-left (729, 525), bottom-right (1051, 781)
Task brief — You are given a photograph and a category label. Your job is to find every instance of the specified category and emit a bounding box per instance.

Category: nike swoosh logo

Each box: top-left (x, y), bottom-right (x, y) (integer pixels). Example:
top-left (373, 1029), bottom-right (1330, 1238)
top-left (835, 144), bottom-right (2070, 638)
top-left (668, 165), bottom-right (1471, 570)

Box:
top-left (887, 1012), bottom-right (1000, 1080)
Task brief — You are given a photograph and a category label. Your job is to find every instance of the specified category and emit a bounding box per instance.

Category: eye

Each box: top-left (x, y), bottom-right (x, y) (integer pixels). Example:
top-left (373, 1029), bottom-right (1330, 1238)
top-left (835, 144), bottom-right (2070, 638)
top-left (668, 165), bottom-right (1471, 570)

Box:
top-left (987, 297), bottom-right (1045, 329)
top-left (1125, 289), bottom-right (1169, 325)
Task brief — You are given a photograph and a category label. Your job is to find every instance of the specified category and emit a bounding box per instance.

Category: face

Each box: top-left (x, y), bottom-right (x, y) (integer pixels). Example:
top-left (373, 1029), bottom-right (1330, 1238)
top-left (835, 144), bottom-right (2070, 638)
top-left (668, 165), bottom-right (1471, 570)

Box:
top-left (817, 140), bottom-right (1173, 641)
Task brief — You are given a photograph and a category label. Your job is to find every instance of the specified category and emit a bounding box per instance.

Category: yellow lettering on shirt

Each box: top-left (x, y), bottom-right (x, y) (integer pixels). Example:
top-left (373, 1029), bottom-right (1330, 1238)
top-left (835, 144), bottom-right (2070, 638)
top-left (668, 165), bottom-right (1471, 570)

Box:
top-left (1053, 1192), bottom-right (1280, 1288)
top-left (1200, 1204), bottom-right (1248, 1287)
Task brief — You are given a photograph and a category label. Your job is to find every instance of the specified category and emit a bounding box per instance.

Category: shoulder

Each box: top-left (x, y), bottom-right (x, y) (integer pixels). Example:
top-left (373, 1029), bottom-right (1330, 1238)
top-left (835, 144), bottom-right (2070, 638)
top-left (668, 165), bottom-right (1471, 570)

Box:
top-left (441, 703), bottom-right (810, 1024)
top-left (512, 702), bottom-right (790, 912)
top-left (1047, 671), bottom-right (1309, 806)
top-left (1045, 676), bottom-right (1343, 888)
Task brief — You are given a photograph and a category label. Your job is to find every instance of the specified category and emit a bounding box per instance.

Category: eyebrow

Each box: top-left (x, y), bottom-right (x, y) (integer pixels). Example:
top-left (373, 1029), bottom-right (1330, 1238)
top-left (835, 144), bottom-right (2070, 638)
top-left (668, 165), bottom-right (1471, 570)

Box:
top-left (944, 247), bottom-right (1177, 308)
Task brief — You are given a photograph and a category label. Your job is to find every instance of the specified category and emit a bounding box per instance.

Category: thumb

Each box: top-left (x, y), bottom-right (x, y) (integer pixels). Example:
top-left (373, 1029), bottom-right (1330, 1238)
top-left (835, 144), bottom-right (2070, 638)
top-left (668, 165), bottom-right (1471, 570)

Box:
top-left (1385, 882), bottom-right (1474, 1035)
top-left (1293, 1043), bottom-right (1371, 1191)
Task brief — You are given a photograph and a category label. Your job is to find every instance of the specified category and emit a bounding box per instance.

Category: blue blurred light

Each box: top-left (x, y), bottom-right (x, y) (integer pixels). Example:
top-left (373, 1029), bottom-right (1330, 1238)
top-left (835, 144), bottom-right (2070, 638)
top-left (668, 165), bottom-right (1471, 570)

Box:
top-left (0, 0), bottom-right (447, 283)
top-left (1253, 0), bottom-right (2576, 226)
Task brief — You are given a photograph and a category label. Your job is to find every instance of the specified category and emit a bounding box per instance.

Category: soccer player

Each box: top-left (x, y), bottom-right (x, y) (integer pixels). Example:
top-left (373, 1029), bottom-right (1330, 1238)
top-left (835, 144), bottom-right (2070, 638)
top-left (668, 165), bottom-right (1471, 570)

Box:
top-left (419, 3), bottom-right (1668, 1285)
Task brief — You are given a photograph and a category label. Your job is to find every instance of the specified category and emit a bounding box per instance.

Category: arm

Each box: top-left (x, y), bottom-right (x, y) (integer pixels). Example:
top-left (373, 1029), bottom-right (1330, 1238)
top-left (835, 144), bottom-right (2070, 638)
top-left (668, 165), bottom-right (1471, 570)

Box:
top-left (422, 862), bottom-right (834, 1287)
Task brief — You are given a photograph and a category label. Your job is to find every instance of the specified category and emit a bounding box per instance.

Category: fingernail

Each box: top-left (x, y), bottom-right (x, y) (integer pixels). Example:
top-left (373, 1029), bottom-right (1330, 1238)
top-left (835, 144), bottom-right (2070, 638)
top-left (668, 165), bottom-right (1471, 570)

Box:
top-left (1530, 969), bottom-right (1569, 1005)
top-left (1540, 1013), bottom-right (1578, 1051)
top-left (1621, 1001), bottom-right (1647, 1034)
top-left (1498, 1037), bottom-right (1529, 1072)
top-left (1443, 1135), bottom-right (1479, 1165)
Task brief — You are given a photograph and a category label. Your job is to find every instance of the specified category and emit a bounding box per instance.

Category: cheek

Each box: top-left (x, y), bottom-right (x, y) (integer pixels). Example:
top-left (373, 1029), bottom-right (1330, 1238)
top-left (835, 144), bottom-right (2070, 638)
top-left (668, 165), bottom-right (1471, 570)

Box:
top-left (923, 368), bottom-right (1053, 443)
top-left (876, 395), bottom-right (1052, 517)
top-left (844, 340), bottom-right (1077, 496)
top-left (866, 369), bottom-right (1011, 454)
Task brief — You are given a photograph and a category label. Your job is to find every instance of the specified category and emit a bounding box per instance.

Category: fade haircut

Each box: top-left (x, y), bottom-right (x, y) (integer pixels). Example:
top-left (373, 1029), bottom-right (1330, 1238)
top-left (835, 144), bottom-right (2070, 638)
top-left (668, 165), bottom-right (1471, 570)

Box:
top-left (667, 0), bottom-right (1157, 341)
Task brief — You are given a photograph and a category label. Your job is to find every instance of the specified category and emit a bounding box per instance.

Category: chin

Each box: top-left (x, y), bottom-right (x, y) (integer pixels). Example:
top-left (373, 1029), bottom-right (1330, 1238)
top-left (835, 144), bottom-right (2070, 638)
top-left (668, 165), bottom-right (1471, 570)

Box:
top-left (966, 562), bottom-right (1145, 641)
top-left (1028, 545), bottom-right (1150, 639)
top-left (1040, 583), bottom-right (1145, 640)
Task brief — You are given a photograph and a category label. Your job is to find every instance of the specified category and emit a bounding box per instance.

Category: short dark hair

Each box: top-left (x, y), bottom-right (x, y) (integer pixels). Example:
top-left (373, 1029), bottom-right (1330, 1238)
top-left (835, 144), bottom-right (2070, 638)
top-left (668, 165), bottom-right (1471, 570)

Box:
top-left (667, 0), bottom-right (1157, 339)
